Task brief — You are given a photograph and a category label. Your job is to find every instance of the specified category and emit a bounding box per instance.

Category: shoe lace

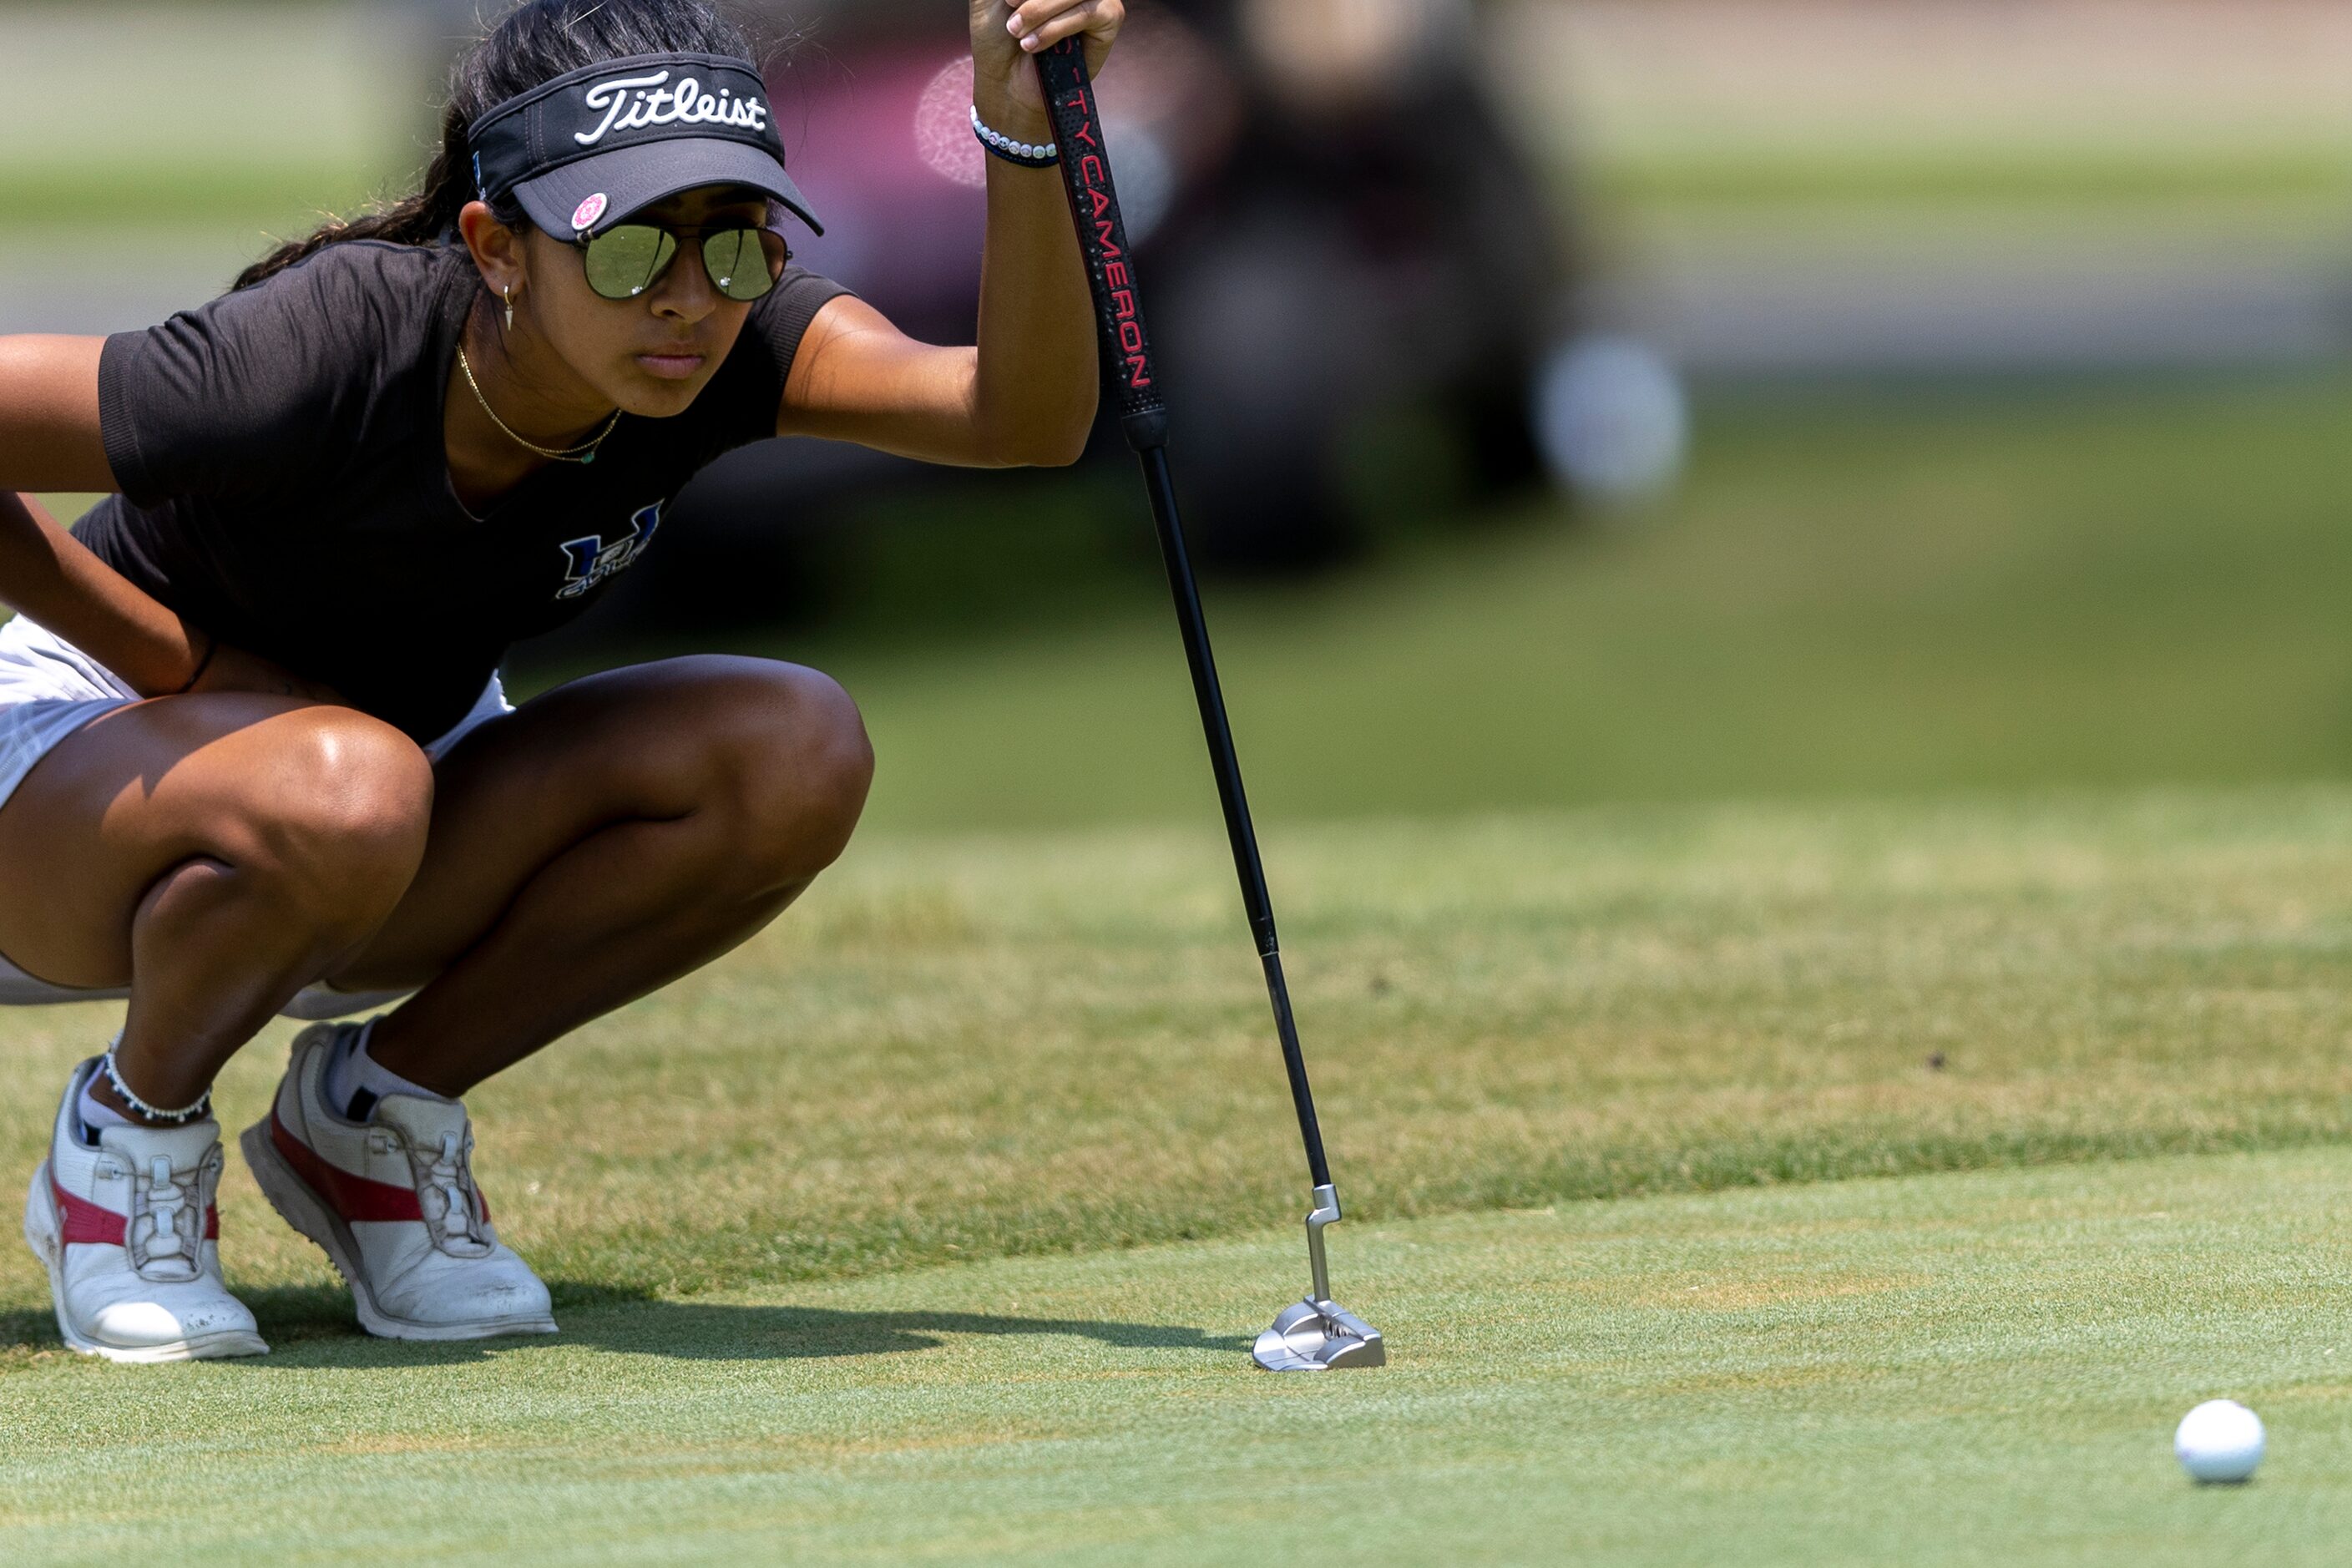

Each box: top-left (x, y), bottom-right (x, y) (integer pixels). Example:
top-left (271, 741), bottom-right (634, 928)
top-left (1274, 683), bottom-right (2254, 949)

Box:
top-left (126, 1151), bottom-right (210, 1282)
top-left (406, 1129), bottom-right (491, 1258)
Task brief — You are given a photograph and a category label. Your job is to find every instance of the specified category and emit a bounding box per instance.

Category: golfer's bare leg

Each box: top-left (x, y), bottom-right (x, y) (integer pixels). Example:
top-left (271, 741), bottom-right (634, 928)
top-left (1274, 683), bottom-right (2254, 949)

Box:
top-left (0, 696), bottom-right (432, 1108)
top-left (335, 655), bottom-right (872, 1094)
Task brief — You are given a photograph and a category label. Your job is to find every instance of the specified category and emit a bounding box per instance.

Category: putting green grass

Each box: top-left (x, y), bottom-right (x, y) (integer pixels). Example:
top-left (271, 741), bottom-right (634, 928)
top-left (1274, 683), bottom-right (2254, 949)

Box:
top-left (4, 1150), bottom-right (2352, 1564)
top-left (0, 791), bottom-right (2345, 1561)
top-left (7, 787), bottom-right (2352, 1310)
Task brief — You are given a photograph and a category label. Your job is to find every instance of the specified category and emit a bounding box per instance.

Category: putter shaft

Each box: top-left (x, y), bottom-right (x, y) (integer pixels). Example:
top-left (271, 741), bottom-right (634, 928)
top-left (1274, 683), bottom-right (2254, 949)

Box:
top-left (1137, 444), bottom-right (1333, 1193)
top-left (1034, 43), bottom-right (1333, 1196)
top-left (1034, 43), bottom-right (1376, 1354)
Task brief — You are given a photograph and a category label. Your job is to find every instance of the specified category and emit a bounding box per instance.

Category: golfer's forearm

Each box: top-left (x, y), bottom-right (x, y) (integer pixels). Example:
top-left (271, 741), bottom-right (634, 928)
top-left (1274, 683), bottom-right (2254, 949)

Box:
top-left (971, 94), bottom-right (1100, 467)
top-left (0, 493), bottom-right (201, 696)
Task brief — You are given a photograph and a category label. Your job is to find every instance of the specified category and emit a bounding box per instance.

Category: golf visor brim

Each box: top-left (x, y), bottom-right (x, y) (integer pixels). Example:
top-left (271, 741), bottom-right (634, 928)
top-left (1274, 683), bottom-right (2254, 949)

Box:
top-left (514, 138), bottom-right (823, 240)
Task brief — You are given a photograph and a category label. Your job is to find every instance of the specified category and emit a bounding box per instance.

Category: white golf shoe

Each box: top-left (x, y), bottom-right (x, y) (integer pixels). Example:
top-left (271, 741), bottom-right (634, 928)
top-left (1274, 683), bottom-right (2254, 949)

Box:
top-left (22, 1058), bottom-right (268, 1363)
top-left (240, 1022), bottom-right (555, 1341)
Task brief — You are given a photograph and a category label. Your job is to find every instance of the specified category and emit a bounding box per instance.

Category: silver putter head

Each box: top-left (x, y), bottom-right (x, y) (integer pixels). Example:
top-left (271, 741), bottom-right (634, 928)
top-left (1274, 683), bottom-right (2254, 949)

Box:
top-left (1253, 1297), bottom-right (1386, 1371)
top-left (1252, 1182), bottom-right (1386, 1371)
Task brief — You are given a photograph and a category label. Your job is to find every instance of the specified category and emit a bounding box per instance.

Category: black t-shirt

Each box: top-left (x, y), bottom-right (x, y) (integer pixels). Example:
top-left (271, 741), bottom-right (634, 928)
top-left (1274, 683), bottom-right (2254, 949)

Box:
top-left (79, 240), bottom-right (846, 740)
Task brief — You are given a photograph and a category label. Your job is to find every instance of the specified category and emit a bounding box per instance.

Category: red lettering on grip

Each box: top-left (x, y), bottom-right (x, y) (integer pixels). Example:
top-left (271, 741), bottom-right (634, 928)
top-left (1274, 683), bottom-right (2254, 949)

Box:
top-left (1053, 74), bottom-right (1148, 392)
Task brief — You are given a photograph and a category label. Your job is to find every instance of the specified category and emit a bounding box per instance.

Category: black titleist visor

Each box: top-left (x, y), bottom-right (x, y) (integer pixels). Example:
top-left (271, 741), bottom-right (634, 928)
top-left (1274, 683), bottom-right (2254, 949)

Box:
top-left (468, 52), bottom-right (821, 239)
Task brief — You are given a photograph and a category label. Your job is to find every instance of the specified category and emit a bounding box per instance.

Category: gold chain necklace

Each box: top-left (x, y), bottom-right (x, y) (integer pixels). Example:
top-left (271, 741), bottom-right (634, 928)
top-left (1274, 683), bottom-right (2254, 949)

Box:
top-left (456, 343), bottom-right (621, 465)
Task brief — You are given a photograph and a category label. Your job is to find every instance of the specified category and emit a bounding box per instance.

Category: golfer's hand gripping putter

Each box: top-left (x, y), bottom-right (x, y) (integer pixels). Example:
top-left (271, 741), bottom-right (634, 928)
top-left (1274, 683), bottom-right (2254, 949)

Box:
top-left (1034, 39), bottom-right (1384, 1372)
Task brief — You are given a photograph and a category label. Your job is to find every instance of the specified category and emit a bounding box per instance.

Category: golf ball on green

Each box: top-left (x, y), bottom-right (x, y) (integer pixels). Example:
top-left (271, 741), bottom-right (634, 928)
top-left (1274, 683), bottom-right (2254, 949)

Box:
top-left (2175, 1399), bottom-right (2264, 1484)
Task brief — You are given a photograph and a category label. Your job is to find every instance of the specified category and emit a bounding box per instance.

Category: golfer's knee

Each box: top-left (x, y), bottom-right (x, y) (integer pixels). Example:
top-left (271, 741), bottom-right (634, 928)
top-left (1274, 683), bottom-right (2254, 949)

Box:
top-left (224, 711), bottom-right (433, 923)
top-left (694, 660), bottom-right (873, 884)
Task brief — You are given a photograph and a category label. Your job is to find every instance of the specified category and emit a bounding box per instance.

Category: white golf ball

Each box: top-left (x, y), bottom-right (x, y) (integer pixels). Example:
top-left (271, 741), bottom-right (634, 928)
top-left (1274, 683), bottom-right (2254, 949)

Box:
top-left (1533, 334), bottom-right (1688, 504)
top-left (2175, 1399), bottom-right (2264, 1484)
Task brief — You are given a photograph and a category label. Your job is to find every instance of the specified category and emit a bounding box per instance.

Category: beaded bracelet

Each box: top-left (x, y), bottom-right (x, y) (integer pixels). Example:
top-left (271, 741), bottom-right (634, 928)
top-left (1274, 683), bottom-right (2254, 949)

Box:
top-left (971, 104), bottom-right (1059, 168)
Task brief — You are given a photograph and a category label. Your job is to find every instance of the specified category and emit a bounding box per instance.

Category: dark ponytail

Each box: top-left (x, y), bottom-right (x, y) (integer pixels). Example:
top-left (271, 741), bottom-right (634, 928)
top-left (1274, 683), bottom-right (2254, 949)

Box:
top-left (235, 0), bottom-right (762, 291)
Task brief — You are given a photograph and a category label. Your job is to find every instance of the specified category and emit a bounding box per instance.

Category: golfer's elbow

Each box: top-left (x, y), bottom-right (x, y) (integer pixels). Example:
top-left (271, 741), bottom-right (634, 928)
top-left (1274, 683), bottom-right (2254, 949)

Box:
top-left (974, 427), bottom-right (1088, 468)
top-left (979, 387), bottom-right (1096, 468)
top-left (1027, 417), bottom-right (1093, 468)
top-left (1043, 366), bottom-right (1102, 465)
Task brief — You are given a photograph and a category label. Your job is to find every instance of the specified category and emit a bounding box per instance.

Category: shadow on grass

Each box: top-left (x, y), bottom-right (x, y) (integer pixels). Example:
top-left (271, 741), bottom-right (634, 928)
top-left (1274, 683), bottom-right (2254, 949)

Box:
top-left (0, 1305), bottom-right (62, 1359)
top-left (175, 1282), bottom-right (1255, 1370)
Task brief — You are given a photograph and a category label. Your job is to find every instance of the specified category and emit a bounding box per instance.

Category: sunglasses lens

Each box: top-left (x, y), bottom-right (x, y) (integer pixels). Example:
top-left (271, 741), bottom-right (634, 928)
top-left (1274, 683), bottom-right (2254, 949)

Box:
top-left (582, 225), bottom-right (678, 300)
top-left (701, 228), bottom-right (786, 302)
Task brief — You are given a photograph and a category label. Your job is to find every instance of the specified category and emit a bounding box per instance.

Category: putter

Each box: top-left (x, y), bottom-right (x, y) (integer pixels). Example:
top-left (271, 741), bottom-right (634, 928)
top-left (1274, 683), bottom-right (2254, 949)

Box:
top-left (1034, 39), bottom-right (1385, 1373)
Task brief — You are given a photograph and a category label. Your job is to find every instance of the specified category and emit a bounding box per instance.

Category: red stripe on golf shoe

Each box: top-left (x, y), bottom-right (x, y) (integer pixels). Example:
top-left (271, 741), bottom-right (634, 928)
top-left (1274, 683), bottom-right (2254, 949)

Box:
top-left (271, 1112), bottom-right (422, 1223)
top-left (53, 1181), bottom-right (217, 1245)
top-left (54, 1181), bottom-right (124, 1246)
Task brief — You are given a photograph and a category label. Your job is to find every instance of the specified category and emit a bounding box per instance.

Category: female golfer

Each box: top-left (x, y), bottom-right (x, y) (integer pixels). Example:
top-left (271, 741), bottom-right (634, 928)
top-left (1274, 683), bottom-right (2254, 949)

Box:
top-left (0, 0), bottom-right (1120, 1359)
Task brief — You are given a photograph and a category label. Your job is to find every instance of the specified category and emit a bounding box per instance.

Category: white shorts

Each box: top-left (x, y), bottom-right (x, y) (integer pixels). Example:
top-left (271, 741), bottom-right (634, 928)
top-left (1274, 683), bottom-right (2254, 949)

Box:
top-left (0, 615), bottom-right (513, 1019)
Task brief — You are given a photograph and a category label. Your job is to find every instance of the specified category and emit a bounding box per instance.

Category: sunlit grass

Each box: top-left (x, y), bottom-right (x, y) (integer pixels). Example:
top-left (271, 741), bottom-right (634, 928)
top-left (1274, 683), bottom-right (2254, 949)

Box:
top-left (4, 1145), bottom-right (2352, 1563)
top-left (1592, 146), bottom-right (2352, 210)
top-left (0, 167), bottom-right (399, 230)
top-left (0, 786), bottom-right (2344, 1331)
top-left (573, 378), bottom-right (2352, 833)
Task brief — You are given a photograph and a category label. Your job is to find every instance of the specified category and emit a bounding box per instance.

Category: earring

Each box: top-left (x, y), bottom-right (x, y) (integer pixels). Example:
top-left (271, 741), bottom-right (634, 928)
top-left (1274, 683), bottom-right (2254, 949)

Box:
top-left (503, 285), bottom-right (517, 331)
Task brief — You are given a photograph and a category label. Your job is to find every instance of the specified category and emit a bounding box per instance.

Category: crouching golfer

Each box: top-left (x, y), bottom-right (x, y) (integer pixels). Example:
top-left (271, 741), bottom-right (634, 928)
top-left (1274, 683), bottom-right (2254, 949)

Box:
top-left (0, 0), bottom-right (1119, 1359)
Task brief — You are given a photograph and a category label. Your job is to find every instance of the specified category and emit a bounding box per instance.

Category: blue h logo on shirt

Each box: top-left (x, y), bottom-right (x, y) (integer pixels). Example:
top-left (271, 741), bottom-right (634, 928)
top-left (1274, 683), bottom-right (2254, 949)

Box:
top-left (556, 502), bottom-right (664, 599)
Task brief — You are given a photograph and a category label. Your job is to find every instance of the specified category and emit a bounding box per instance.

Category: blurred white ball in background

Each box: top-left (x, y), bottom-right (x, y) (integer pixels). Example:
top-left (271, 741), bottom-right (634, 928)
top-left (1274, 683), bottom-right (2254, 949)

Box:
top-left (2175, 1399), bottom-right (2264, 1484)
top-left (1534, 333), bottom-right (1689, 507)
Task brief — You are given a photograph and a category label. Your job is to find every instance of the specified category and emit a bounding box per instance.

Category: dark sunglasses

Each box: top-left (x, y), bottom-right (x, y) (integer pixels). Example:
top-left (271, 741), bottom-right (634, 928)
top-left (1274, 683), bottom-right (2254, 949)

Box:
top-left (574, 223), bottom-right (788, 304)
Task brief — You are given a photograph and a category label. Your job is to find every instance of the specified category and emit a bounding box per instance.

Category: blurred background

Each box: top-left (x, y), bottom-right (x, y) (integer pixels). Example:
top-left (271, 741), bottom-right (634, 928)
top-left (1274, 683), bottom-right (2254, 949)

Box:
top-left (8, 0), bottom-right (2352, 832)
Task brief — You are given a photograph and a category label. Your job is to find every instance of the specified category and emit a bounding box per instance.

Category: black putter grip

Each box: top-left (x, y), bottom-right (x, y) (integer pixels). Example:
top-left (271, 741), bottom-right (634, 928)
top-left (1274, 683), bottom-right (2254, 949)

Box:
top-left (1034, 40), bottom-right (1168, 452)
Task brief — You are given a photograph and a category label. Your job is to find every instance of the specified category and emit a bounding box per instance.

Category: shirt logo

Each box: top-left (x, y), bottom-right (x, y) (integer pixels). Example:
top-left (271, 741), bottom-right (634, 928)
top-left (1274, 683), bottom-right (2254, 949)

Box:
top-left (575, 72), bottom-right (770, 148)
top-left (557, 502), bottom-right (663, 600)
